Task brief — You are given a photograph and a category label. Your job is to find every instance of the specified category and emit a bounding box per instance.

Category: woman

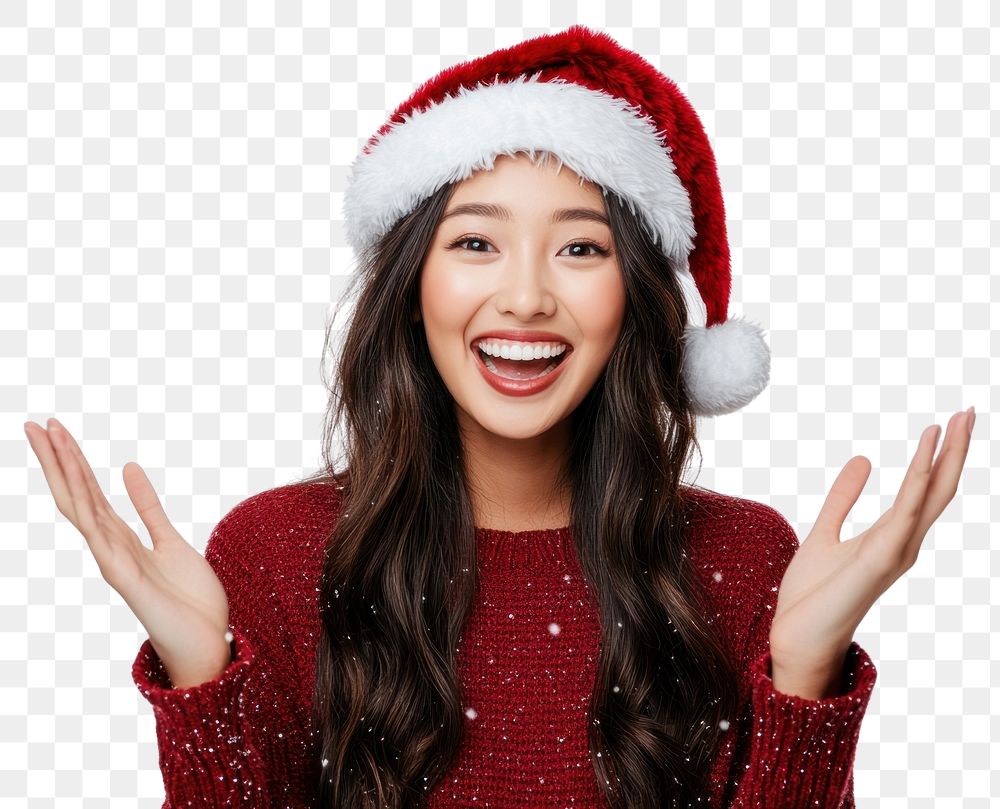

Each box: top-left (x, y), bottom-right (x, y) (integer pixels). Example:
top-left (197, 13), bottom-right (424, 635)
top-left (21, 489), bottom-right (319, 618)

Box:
top-left (24, 26), bottom-right (973, 808)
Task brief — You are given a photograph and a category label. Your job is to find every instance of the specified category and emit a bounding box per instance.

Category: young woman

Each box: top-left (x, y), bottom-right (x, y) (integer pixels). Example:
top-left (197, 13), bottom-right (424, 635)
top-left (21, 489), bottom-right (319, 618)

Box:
top-left (24, 26), bottom-right (973, 809)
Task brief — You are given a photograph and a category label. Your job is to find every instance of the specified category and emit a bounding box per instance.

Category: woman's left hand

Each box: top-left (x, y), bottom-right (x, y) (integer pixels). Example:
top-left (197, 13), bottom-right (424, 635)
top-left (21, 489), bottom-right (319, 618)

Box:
top-left (768, 408), bottom-right (976, 689)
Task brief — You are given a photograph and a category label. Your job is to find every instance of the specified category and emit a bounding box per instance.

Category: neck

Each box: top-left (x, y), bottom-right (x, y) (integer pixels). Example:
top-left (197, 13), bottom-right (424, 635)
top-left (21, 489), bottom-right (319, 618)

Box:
top-left (460, 417), bottom-right (573, 532)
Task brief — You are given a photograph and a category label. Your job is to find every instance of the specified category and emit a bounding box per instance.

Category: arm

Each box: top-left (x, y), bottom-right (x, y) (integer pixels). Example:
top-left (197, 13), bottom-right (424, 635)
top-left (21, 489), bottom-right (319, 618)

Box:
top-left (131, 490), bottom-right (319, 808)
top-left (707, 505), bottom-right (877, 809)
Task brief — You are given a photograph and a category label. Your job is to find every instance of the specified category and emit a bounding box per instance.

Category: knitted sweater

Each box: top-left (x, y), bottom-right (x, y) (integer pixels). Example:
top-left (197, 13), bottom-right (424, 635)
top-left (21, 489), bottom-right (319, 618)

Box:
top-left (132, 481), bottom-right (877, 808)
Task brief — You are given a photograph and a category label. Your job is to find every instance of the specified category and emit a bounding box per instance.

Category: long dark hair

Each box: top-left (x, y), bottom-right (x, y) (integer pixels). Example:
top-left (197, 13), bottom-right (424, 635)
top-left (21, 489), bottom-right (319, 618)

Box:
top-left (299, 153), bottom-right (741, 807)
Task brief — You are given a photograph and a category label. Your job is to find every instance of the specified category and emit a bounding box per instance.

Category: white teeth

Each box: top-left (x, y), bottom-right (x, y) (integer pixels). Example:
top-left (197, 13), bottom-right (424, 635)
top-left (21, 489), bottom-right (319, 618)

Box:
top-left (475, 340), bottom-right (569, 361)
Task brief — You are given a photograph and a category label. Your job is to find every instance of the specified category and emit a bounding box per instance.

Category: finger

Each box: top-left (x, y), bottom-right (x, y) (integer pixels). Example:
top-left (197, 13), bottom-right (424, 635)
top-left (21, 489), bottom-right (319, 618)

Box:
top-left (48, 420), bottom-right (102, 537)
top-left (122, 462), bottom-right (176, 550)
top-left (25, 422), bottom-right (74, 518)
top-left (50, 418), bottom-right (110, 513)
top-left (891, 423), bottom-right (942, 534)
top-left (907, 410), bottom-right (973, 555)
top-left (809, 455), bottom-right (872, 542)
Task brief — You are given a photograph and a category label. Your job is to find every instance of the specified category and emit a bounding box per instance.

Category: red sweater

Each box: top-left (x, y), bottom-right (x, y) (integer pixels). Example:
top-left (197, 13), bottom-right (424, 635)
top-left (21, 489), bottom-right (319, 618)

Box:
top-left (133, 481), bottom-right (877, 807)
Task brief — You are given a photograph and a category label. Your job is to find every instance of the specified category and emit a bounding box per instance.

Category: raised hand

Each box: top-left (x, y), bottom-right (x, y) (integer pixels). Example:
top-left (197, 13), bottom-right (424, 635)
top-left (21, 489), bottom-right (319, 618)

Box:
top-left (25, 417), bottom-right (233, 689)
top-left (767, 407), bottom-right (975, 698)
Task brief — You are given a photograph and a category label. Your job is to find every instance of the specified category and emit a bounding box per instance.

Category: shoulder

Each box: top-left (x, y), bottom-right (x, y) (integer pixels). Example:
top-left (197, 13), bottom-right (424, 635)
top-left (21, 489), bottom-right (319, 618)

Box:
top-left (681, 485), bottom-right (799, 556)
top-left (203, 479), bottom-right (344, 568)
top-left (679, 484), bottom-right (800, 600)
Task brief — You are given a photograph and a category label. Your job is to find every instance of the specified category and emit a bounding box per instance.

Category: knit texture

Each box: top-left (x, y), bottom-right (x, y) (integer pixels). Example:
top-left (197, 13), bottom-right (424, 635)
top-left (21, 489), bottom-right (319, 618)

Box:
top-left (133, 481), bottom-right (877, 807)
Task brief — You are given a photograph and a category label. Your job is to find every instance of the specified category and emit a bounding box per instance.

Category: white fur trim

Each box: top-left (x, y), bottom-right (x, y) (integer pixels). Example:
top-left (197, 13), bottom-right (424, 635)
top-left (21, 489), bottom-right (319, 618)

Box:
top-left (676, 269), bottom-right (708, 331)
top-left (343, 73), bottom-right (696, 274)
top-left (682, 316), bottom-right (771, 416)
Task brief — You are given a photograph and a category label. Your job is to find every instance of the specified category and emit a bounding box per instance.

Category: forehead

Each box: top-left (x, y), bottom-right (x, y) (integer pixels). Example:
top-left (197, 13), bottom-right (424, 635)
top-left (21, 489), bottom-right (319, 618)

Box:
top-left (445, 152), bottom-right (607, 217)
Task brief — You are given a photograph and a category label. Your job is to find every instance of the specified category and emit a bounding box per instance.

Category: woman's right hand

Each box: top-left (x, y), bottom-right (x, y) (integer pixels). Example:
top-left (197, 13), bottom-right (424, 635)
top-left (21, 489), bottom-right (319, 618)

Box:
top-left (25, 417), bottom-right (233, 689)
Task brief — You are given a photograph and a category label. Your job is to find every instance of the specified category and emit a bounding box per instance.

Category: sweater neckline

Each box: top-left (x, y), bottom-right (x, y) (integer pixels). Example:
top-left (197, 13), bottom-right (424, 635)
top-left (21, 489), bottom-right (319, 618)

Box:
top-left (474, 525), bottom-right (574, 568)
top-left (475, 525), bottom-right (571, 535)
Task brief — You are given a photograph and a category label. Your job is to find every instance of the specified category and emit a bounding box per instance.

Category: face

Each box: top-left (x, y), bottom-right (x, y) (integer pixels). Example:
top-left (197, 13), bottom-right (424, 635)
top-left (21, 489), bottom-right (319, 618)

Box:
top-left (417, 152), bottom-right (627, 444)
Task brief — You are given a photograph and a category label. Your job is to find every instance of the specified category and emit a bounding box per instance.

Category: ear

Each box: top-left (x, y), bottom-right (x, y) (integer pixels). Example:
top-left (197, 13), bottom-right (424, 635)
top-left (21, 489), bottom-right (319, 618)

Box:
top-left (411, 307), bottom-right (422, 324)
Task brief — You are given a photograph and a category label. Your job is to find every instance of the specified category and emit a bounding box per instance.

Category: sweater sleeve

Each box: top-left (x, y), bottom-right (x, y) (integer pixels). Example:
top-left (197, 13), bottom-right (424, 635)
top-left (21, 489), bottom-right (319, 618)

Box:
top-left (131, 491), bottom-right (317, 808)
top-left (132, 625), bottom-right (272, 807)
top-left (709, 503), bottom-right (878, 809)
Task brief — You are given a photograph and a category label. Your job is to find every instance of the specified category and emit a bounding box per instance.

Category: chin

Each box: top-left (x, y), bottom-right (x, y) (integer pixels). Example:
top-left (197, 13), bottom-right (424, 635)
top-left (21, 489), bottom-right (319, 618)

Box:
top-left (460, 404), bottom-right (567, 441)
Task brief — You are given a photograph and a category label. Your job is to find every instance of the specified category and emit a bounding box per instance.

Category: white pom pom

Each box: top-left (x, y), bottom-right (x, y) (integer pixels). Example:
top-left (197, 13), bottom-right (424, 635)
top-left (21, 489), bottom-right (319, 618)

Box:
top-left (681, 315), bottom-right (771, 416)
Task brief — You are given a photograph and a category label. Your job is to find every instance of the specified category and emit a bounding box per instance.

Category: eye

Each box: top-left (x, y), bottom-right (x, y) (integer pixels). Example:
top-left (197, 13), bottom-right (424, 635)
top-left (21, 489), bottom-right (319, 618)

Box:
top-left (448, 235), bottom-right (496, 253)
top-left (447, 235), bottom-right (611, 258)
top-left (561, 241), bottom-right (611, 258)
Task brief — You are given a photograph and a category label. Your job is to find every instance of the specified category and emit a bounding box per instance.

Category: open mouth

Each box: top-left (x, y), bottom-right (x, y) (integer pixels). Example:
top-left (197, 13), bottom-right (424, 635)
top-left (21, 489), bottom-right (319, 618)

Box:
top-left (475, 345), bottom-right (573, 381)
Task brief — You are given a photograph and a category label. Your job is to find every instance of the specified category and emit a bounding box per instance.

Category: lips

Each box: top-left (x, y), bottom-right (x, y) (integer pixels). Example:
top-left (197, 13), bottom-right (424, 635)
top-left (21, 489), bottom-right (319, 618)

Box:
top-left (471, 343), bottom-right (573, 397)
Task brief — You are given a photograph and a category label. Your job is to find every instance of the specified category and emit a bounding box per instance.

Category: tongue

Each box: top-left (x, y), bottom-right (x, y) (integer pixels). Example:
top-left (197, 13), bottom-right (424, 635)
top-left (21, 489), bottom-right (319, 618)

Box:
top-left (490, 355), bottom-right (555, 380)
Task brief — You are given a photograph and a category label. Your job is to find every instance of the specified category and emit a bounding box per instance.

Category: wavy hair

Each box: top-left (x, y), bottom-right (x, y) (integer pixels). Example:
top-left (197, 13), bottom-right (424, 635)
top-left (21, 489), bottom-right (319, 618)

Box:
top-left (299, 152), bottom-right (741, 807)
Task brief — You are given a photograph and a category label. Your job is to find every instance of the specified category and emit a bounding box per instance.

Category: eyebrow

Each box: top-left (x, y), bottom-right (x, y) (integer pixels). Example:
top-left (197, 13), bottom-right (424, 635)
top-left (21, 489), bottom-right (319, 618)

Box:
top-left (439, 202), bottom-right (610, 227)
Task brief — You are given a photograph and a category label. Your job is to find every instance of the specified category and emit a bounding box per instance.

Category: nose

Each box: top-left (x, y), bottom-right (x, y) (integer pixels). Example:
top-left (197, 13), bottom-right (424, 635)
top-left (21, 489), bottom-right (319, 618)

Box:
top-left (494, 250), bottom-right (557, 319)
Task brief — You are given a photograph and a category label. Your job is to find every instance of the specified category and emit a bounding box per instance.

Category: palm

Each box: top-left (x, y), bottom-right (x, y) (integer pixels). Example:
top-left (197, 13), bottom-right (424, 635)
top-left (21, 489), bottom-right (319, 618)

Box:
top-left (108, 507), bottom-right (231, 642)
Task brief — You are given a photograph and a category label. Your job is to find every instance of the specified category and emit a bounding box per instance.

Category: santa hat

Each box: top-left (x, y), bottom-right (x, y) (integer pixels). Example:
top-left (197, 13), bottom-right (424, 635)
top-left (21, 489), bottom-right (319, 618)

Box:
top-left (342, 25), bottom-right (770, 417)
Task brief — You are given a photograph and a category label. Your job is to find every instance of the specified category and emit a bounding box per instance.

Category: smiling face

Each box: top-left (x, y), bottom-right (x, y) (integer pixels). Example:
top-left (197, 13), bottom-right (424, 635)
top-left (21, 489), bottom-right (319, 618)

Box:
top-left (417, 152), bottom-right (627, 448)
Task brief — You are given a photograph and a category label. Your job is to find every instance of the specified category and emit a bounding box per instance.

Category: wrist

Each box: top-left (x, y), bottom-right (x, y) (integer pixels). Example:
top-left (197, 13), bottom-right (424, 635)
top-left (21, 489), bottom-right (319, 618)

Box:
top-left (769, 646), bottom-right (850, 700)
top-left (164, 640), bottom-right (234, 690)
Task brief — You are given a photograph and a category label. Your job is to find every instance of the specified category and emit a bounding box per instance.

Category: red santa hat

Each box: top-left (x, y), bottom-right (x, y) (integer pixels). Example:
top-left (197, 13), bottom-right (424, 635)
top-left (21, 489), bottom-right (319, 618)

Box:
top-left (342, 25), bottom-right (770, 417)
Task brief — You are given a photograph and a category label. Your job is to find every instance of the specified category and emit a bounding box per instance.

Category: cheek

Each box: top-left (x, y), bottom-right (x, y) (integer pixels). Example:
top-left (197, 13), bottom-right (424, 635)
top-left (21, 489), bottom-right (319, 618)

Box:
top-left (419, 262), bottom-right (479, 341)
top-left (573, 272), bottom-right (627, 343)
